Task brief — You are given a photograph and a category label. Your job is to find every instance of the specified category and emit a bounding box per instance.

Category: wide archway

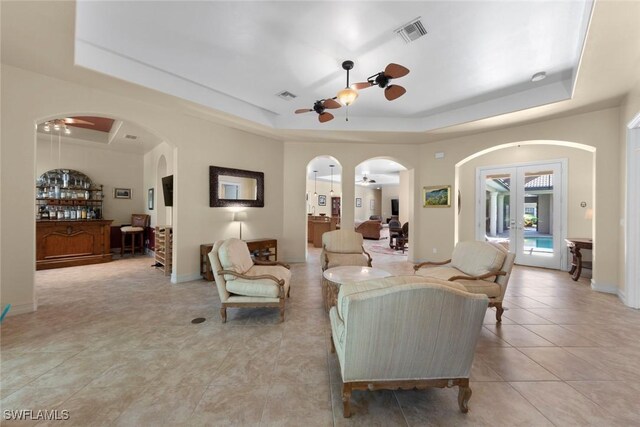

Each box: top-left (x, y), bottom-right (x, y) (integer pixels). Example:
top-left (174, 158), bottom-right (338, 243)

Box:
top-left (305, 156), bottom-right (342, 258)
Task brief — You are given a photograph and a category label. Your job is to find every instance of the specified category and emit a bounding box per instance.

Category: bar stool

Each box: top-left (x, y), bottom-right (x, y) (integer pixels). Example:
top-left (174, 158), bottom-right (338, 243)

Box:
top-left (121, 214), bottom-right (150, 256)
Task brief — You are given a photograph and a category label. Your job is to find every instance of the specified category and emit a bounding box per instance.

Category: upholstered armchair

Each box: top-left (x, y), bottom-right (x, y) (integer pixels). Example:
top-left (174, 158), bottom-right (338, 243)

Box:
top-left (321, 229), bottom-right (372, 271)
top-left (354, 219), bottom-right (382, 240)
top-left (414, 241), bottom-right (515, 321)
top-left (329, 275), bottom-right (488, 418)
top-left (208, 238), bottom-right (291, 323)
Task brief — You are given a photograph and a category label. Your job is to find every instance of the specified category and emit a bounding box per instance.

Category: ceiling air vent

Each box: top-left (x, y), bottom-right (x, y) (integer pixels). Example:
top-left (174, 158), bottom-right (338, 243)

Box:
top-left (124, 134), bottom-right (138, 140)
top-left (276, 90), bottom-right (297, 101)
top-left (395, 17), bottom-right (427, 44)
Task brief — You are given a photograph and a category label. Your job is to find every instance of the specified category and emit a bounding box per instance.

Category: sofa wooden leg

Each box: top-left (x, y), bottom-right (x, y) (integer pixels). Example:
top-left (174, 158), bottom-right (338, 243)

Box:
top-left (220, 307), bottom-right (227, 323)
top-left (279, 299), bottom-right (285, 323)
top-left (330, 335), bottom-right (336, 354)
top-left (458, 380), bottom-right (472, 413)
top-left (342, 383), bottom-right (352, 418)
top-left (495, 303), bottom-right (504, 322)
top-left (287, 287), bottom-right (291, 298)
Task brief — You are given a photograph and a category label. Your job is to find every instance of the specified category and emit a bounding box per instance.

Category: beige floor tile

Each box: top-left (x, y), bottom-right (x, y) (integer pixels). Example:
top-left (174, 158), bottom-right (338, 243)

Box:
top-left (501, 308), bottom-right (554, 325)
top-left (483, 324), bottom-right (555, 347)
top-left (510, 381), bottom-right (619, 426)
top-left (191, 384), bottom-right (269, 426)
top-left (0, 248), bottom-right (637, 426)
top-left (567, 381), bottom-right (640, 424)
top-left (112, 386), bottom-right (207, 427)
top-left (522, 324), bottom-right (598, 346)
top-left (518, 347), bottom-right (614, 381)
top-left (474, 347), bottom-right (558, 381)
top-left (261, 382), bottom-right (333, 426)
top-left (396, 381), bottom-right (553, 426)
top-left (36, 386), bottom-right (145, 427)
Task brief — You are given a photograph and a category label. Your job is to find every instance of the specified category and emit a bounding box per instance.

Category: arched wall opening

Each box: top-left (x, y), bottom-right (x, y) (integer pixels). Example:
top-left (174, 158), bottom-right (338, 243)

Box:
top-left (353, 157), bottom-right (412, 257)
top-left (305, 156), bottom-right (342, 259)
top-left (454, 140), bottom-right (596, 271)
top-left (155, 154), bottom-right (168, 226)
top-left (624, 112), bottom-right (640, 309)
top-left (33, 112), bottom-right (176, 304)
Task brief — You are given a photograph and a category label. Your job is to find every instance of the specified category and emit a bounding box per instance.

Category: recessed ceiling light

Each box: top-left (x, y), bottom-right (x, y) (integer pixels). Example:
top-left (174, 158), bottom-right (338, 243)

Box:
top-left (531, 71), bottom-right (547, 82)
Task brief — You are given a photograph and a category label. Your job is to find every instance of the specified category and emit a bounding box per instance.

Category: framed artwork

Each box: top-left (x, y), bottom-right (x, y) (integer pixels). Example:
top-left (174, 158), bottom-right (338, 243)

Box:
top-left (318, 195), bottom-right (327, 206)
top-left (423, 185), bottom-right (451, 207)
top-left (114, 188), bottom-right (132, 199)
top-left (370, 199), bottom-right (375, 210)
top-left (356, 198), bottom-right (362, 208)
top-left (148, 188), bottom-right (154, 210)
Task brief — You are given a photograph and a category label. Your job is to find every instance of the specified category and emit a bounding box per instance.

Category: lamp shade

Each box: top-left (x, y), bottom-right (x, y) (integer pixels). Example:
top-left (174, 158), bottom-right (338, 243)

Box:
top-left (337, 87), bottom-right (358, 106)
top-left (233, 211), bottom-right (247, 222)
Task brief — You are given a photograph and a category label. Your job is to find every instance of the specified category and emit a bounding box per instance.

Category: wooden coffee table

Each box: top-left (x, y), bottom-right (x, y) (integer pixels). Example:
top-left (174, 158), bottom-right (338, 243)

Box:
top-left (322, 266), bottom-right (392, 312)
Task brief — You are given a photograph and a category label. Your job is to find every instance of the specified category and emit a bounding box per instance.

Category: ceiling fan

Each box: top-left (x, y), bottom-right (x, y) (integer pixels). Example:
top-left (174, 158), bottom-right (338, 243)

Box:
top-left (353, 63), bottom-right (410, 101)
top-left (357, 175), bottom-right (377, 185)
top-left (43, 117), bottom-right (95, 133)
top-left (294, 98), bottom-right (341, 123)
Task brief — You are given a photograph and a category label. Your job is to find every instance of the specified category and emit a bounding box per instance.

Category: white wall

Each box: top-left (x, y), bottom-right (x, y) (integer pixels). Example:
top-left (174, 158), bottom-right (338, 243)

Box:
top-left (418, 108), bottom-right (621, 293)
top-left (1, 65), bottom-right (285, 314)
top-left (305, 179), bottom-right (339, 216)
top-left (457, 145), bottom-right (595, 243)
top-left (354, 185), bottom-right (380, 221)
top-left (381, 185), bottom-right (399, 221)
top-left (37, 134), bottom-right (145, 225)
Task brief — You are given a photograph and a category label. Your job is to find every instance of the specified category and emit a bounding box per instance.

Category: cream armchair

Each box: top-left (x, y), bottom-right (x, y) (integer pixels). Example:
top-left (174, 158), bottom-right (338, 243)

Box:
top-left (329, 276), bottom-right (488, 418)
top-left (321, 229), bottom-right (372, 271)
top-left (208, 238), bottom-right (291, 323)
top-left (414, 241), bottom-right (515, 322)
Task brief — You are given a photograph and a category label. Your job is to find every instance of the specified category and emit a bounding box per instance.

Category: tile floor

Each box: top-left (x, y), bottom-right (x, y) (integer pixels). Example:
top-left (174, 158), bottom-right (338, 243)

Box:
top-left (1, 245), bottom-right (640, 426)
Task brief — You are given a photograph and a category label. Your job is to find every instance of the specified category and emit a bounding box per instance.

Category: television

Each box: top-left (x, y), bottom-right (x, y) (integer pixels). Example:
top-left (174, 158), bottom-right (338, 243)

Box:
top-left (391, 198), bottom-right (399, 216)
top-left (161, 175), bottom-right (173, 207)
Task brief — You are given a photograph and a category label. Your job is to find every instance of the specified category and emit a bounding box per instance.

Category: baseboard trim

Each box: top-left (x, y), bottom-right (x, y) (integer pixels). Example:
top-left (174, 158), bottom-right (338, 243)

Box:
top-left (590, 279), bottom-right (619, 295)
top-left (4, 301), bottom-right (37, 316)
top-left (171, 272), bottom-right (202, 284)
top-left (618, 288), bottom-right (627, 305)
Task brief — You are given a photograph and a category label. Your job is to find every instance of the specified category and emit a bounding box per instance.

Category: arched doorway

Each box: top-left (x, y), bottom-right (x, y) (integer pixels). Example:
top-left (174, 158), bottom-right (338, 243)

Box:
top-left (34, 114), bottom-right (174, 275)
top-left (306, 156), bottom-right (342, 257)
top-left (354, 157), bottom-right (411, 257)
top-left (455, 141), bottom-right (595, 271)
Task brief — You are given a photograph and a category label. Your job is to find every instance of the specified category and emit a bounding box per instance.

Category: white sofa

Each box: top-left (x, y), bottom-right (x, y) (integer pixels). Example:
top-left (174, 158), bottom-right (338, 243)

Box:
top-left (209, 238), bottom-right (291, 322)
top-left (329, 275), bottom-right (488, 417)
top-left (414, 241), bottom-right (514, 322)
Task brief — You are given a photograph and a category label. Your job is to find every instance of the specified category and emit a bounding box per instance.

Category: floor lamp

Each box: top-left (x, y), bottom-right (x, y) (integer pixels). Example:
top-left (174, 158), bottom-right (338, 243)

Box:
top-left (233, 211), bottom-right (247, 240)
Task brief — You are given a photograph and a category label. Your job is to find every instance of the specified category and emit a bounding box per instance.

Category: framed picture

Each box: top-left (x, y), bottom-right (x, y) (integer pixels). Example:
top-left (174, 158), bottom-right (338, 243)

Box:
top-left (423, 185), bottom-right (451, 207)
top-left (148, 188), bottom-right (154, 210)
top-left (318, 195), bottom-right (326, 206)
top-left (356, 197), bottom-right (362, 208)
top-left (370, 199), bottom-right (375, 210)
top-left (114, 188), bottom-right (132, 199)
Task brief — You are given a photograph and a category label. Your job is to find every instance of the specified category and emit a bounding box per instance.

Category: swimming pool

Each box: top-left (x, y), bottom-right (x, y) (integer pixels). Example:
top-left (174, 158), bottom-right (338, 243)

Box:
top-left (523, 236), bottom-right (553, 250)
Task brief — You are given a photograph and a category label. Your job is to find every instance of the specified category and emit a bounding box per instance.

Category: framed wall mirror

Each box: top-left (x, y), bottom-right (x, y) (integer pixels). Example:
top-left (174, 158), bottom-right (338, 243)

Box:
top-left (210, 166), bottom-right (264, 207)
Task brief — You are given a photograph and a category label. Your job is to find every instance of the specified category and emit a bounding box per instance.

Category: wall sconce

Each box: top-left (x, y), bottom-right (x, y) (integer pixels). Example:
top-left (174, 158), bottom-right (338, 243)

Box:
top-left (584, 208), bottom-right (593, 220)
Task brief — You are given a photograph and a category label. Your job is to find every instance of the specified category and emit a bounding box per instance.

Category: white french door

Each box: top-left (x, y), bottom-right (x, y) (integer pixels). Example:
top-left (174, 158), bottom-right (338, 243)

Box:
top-left (476, 161), bottom-right (565, 269)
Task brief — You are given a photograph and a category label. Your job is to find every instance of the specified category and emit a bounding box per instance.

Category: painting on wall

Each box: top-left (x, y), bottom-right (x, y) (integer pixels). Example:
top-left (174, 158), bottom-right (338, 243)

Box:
top-left (356, 198), bottom-right (362, 208)
top-left (114, 188), bottom-right (132, 199)
top-left (318, 195), bottom-right (327, 206)
top-left (148, 188), bottom-right (154, 210)
top-left (423, 185), bottom-right (451, 207)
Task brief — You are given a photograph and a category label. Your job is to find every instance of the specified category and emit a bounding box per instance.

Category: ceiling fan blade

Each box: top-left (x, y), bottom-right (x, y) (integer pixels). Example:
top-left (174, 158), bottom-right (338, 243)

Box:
top-left (369, 180), bottom-right (377, 183)
top-left (318, 112), bottom-right (334, 123)
top-left (385, 85), bottom-right (407, 101)
top-left (352, 81), bottom-right (373, 90)
top-left (64, 118), bottom-right (95, 125)
top-left (384, 63), bottom-right (410, 79)
top-left (322, 98), bottom-right (341, 109)
top-left (295, 108), bottom-right (313, 114)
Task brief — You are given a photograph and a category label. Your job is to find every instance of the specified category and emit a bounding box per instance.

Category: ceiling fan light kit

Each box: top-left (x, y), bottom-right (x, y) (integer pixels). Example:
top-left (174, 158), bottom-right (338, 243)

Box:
top-left (295, 60), bottom-right (410, 123)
